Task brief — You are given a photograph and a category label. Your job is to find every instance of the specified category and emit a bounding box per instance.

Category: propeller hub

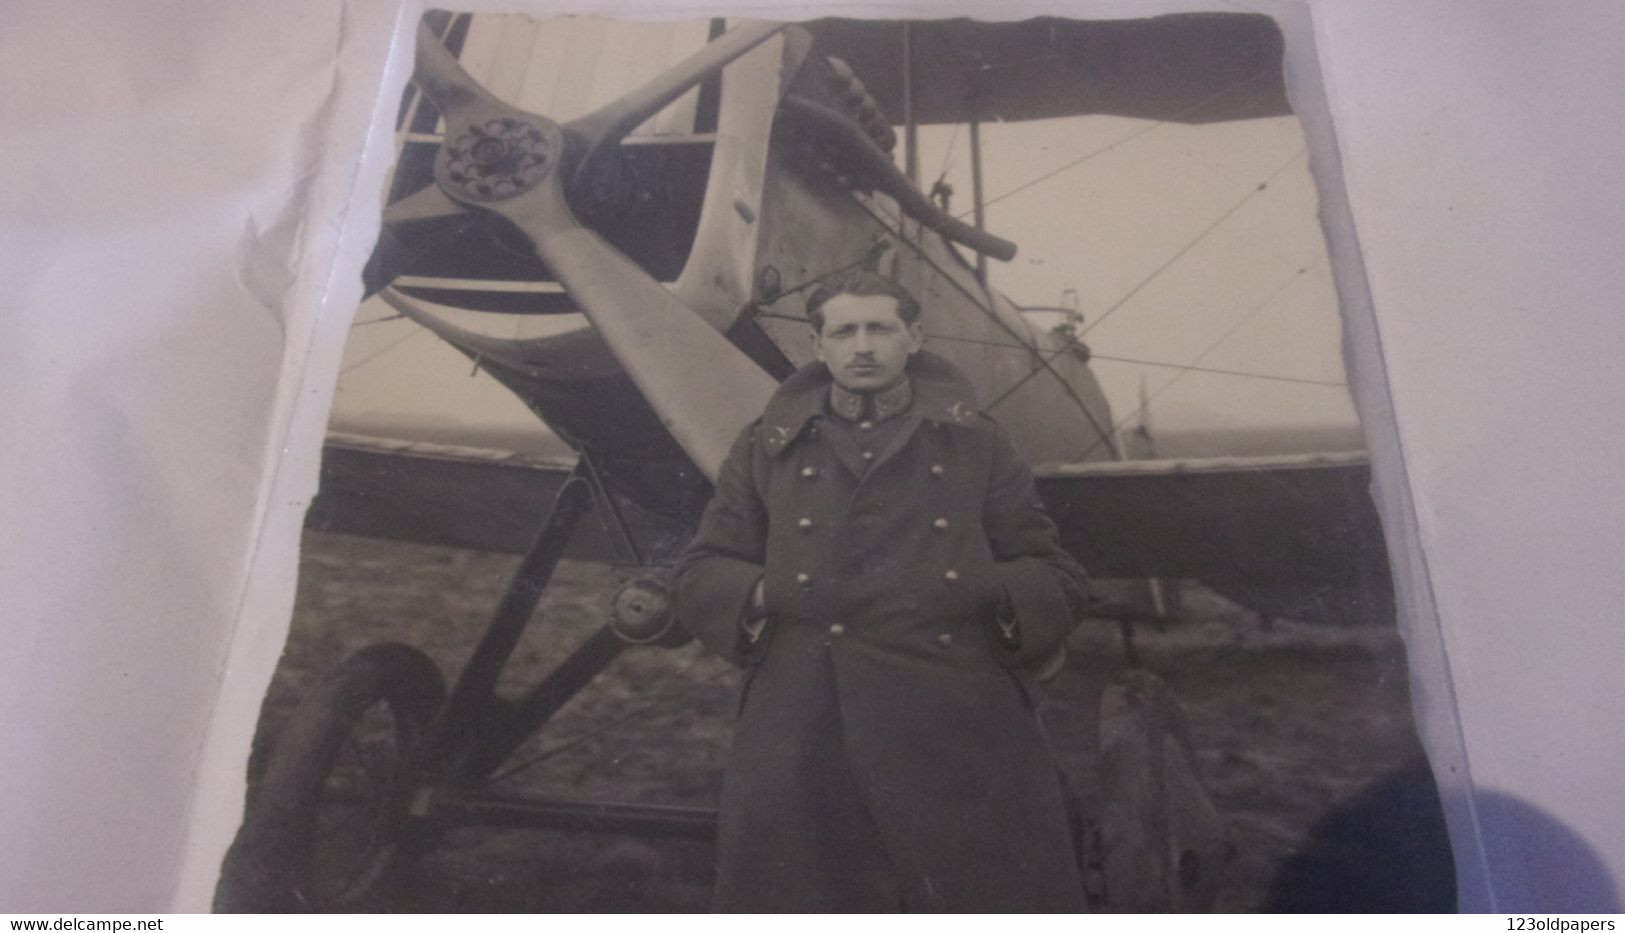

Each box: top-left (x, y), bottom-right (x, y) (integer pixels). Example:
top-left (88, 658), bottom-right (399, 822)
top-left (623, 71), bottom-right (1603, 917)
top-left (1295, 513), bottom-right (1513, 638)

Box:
top-left (439, 116), bottom-right (562, 204)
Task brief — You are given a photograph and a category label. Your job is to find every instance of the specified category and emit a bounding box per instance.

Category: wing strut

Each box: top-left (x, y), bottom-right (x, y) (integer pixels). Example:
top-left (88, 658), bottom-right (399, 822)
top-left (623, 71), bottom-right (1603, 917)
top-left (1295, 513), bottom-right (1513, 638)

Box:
top-left (969, 112), bottom-right (987, 284)
top-left (901, 22), bottom-right (918, 184)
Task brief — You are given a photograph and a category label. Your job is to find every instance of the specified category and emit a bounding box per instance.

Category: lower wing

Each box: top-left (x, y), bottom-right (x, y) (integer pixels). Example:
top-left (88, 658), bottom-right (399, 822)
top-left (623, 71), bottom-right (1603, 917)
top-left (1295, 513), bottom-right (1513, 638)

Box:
top-left (312, 435), bottom-right (1384, 590)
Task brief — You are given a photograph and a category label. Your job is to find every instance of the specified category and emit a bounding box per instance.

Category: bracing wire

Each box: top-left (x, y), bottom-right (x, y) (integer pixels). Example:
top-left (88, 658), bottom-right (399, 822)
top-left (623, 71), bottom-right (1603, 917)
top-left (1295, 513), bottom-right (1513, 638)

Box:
top-left (858, 62), bottom-right (1305, 454)
top-left (1080, 147), bottom-right (1307, 339)
top-left (963, 64), bottom-right (1279, 218)
top-left (972, 146), bottom-right (1307, 419)
top-left (979, 344), bottom-right (1076, 413)
top-left (933, 119), bottom-right (962, 188)
top-left (339, 328), bottom-right (425, 375)
top-left (353, 313), bottom-right (405, 327)
top-left (849, 195), bottom-right (1121, 456)
top-left (354, 19), bottom-right (1316, 466)
top-left (1077, 259), bottom-right (1319, 459)
top-left (764, 253), bottom-right (879, 304)
top-left (754, 311), bottom-right (1342, 388)
top-left (1084, 353), bottom-right (1344, 388)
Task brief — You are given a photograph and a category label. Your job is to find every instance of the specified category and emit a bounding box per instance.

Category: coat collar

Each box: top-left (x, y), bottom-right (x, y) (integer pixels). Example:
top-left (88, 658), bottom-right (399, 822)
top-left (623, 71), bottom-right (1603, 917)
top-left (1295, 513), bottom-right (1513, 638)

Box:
top-left (759, 351), bottom-right (981, 456)
top-left (829, 379), bottom-right (913, 423)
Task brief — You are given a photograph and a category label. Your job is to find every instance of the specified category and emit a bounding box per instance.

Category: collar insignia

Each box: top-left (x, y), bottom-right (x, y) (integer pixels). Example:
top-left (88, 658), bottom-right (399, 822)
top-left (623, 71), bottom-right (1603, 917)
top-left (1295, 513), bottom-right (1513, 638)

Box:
top-left (828, 379), bottom-right (914, 423)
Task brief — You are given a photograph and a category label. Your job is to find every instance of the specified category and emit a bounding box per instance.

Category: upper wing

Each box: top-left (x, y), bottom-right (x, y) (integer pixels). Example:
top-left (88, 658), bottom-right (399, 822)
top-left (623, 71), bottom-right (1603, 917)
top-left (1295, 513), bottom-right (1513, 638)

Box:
top-left (800, 13), bottom-right (1291, 126)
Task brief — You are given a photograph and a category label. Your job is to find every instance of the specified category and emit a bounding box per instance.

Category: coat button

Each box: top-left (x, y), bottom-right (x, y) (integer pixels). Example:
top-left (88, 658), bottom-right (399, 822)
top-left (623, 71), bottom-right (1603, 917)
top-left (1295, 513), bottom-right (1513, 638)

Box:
top-left (933, 517), bottom-right (950, 530)
top-left (930, 464), bottom-right (946, 477)
top-left (801, 466), bottom-right (819, 479)
top-left (861, 450), bottom-right (875, 461)
top-left (859, 420), bottom-right (874, 431)
top-left (798, 517), bottom-right (814, 531)
top-left (829, 623), bottom-right (846, 636)
top-left (796, 572), bottom-right (812, 586)
top-left (937, 632), bottom-right (953, 646)
top-left (943, 569), bottom-right (960, 582)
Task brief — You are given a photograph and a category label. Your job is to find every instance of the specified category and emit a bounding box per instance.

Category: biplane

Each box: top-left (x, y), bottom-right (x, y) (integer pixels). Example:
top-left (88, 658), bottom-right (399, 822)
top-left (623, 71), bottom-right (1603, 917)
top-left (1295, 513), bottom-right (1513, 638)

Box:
top-left (216, 11), bottom-right (1397, 911)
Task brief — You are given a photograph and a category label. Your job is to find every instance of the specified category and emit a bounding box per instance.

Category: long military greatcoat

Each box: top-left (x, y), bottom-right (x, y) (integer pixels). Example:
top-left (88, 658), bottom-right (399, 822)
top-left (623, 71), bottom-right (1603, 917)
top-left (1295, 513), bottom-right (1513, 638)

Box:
top-left (674, 352), bottom-right (1090, 912)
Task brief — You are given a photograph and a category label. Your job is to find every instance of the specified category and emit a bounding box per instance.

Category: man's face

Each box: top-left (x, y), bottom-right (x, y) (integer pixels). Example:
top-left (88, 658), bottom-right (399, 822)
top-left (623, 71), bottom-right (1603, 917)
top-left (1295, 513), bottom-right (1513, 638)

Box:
top-left (813, 293), bottom-right (924, 392)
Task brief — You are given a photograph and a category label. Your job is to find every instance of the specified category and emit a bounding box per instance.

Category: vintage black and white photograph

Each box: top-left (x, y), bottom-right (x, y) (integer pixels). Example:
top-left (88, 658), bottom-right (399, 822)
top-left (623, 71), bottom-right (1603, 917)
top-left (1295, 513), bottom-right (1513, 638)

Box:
top-left (214, 9), bottom-right (1452, 912)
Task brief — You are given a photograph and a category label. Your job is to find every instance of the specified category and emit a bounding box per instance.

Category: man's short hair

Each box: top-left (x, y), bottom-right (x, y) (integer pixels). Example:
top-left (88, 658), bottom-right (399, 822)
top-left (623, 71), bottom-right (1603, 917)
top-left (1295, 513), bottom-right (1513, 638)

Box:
top-left (805, 271), bottom-right (921, 333)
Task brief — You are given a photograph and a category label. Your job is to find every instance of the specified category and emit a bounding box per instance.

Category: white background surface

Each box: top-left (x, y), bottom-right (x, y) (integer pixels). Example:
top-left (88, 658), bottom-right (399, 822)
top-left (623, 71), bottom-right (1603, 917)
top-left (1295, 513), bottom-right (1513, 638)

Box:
top-left (1, 0), bottom-right (1622, 913)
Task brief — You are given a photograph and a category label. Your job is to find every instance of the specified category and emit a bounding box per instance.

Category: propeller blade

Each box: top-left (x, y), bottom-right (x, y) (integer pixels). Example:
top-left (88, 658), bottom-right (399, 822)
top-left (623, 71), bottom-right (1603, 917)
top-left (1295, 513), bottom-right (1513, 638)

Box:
top-left (381, 181), bottom-right (466, 226)
top-left (363, 193), bottom-right (479, 299)
top-left (365, 28), bottom-right (544, 300)
top-left (367, 183), bottom-right (478, 300)
top-left (509, 176), bottom-right (778, 481)
top-left (411, 22), bottom-right (504, 116)
top-left (564, 21), bottom-right (786, 180)
top-left (404, 20), bottom-right (780, 480)
top-left (376, 286), bottom-right (545, 373)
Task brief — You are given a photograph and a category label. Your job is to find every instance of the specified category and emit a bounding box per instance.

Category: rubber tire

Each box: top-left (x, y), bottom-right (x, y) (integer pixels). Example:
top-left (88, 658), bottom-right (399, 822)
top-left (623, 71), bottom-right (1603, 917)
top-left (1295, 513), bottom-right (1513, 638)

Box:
top-left (215, 643), bottom-right (447, 912)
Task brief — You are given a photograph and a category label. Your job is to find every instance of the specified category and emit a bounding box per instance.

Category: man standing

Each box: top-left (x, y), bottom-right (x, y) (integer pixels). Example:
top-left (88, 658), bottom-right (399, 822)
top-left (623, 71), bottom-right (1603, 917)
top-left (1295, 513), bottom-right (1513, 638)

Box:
top-left (674, 272), bottom-right (1090, 912)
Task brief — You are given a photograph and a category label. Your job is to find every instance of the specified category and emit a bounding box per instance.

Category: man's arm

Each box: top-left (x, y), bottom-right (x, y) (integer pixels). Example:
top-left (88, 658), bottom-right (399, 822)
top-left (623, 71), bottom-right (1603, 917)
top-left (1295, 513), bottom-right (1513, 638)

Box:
top-left (981, 422), bottom-right (1091, 672)
top-left (672, 423), bottom-right (772, 667)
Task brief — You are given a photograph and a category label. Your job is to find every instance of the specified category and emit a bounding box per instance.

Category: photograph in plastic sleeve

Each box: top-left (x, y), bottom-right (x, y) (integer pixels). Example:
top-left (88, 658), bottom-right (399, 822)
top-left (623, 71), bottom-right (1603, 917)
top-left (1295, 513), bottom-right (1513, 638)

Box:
top-left (213, 10), bottom-right (1453, 912)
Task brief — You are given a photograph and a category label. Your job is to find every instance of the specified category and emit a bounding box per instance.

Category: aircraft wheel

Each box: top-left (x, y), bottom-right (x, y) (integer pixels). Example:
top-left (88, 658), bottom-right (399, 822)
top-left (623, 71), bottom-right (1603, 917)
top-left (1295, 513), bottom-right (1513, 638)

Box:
top-left (215, 643), bottom-right (446, 912)
top-left (1096, 669), bottom-right (1231, 911)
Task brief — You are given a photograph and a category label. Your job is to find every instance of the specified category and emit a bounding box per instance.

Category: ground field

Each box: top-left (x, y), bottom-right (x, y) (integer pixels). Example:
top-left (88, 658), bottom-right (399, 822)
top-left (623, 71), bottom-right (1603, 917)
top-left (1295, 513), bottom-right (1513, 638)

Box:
top-left (235, 529), bottom-right (1452, 912)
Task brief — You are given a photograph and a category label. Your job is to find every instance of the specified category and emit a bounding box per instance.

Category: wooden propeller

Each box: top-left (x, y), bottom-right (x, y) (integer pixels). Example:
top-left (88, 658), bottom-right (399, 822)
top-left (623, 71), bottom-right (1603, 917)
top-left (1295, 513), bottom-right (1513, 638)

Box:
top-left (382, 21), bottom-right (787, 481)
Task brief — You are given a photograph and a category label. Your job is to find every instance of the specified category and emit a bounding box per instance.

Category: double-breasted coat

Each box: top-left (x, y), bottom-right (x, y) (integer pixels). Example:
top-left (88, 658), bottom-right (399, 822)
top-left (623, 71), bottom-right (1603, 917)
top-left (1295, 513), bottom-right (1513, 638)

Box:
top-left (673, 352), bottom-right (1090, 912)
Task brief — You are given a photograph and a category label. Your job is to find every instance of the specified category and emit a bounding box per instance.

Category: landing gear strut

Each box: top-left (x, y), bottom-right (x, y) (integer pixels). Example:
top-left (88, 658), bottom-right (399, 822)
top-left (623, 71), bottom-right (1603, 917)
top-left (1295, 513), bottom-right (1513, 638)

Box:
top-left (216, 465), bottom-right (714, 912)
